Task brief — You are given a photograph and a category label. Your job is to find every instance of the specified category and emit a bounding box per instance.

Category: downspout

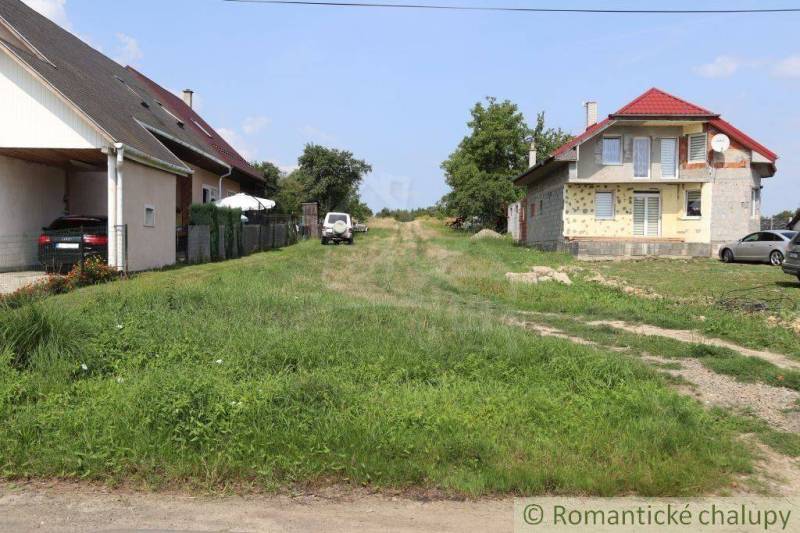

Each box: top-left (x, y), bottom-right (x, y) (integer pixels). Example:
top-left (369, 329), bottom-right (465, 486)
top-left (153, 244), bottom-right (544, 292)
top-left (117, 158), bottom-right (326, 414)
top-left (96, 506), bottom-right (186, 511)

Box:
top-left (114, 142), bottom-right (126, 271)
top-left (218, 166), bottom-right (233, 201)
top-left (106, 148), bottom-right (118, 269)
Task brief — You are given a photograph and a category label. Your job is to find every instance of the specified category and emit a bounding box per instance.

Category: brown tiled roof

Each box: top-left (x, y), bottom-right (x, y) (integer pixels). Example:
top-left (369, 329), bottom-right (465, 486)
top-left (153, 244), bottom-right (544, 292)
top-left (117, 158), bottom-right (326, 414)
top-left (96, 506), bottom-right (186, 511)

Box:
top-left (127, 67), bottom-right (264, 182)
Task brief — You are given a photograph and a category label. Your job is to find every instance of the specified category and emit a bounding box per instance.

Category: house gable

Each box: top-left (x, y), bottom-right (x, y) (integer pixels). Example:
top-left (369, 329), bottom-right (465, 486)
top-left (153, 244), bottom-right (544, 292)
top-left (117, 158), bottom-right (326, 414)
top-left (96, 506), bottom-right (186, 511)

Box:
top-left (0, 47), bottom-right (106, 149)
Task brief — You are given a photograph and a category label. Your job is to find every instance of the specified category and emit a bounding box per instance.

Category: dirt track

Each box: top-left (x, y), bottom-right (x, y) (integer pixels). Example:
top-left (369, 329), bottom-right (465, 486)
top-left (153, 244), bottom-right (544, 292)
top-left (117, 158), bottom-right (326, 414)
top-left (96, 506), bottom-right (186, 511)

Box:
top-left (0, 483), bottom-right (511, 533)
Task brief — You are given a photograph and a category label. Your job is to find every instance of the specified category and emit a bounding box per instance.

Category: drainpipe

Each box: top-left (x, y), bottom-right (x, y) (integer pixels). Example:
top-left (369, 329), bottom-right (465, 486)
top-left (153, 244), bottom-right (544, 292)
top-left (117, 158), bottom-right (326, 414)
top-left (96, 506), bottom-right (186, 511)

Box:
top-left (114, 142), bottom-right (126, 271)
top-left (106, 148), bottom-right (118, 269)
top-left (218, 166), bottom-right (233, 202)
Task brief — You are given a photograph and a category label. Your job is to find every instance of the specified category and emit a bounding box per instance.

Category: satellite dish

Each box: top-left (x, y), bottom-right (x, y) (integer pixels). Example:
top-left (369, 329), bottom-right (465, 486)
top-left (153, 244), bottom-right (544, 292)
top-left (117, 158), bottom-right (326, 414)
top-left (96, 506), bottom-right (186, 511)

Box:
top-left (711, 133), bottom-right (730, 153)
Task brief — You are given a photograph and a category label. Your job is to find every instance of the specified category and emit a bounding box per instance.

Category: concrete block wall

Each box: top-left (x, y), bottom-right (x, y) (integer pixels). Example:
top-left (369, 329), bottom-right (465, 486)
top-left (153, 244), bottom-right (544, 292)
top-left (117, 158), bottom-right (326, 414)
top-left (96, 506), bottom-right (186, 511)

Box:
top-left (710, 168), bottom-right (760, 244)
top-left (525, 167), bottom-right (567, 247)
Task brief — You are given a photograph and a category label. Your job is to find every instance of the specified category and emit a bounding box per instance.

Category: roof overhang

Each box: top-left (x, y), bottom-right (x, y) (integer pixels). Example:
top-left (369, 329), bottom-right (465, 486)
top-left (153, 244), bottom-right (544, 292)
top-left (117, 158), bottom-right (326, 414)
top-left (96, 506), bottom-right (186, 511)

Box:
top-left (514, 155), bottom-right (572, 187)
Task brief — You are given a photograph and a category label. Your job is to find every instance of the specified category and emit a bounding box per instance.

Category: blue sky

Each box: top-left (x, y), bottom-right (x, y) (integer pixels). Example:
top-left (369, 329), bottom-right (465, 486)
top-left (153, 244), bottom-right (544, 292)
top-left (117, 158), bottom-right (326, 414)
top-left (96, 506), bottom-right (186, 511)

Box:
top-left (24, 0), bottom-right (800, 214)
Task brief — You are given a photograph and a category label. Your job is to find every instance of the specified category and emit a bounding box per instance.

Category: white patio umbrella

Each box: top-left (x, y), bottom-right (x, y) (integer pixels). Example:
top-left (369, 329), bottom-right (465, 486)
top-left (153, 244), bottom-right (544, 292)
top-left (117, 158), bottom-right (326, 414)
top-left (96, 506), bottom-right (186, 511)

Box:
top-left (214, 193), bottom-right (276, 211)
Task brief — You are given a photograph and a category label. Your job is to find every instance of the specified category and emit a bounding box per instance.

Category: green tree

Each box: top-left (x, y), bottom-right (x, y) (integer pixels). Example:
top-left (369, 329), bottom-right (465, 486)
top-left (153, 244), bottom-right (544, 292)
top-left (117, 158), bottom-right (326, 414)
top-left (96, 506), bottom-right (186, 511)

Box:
top-left (297, 144), bottom-right (372, 214)
top-left (251, 161), bottom-right (283, 197)
top-left (345, 194), bottom-right (373, 222)
top-left (273, 170), bottom-right (307, 215)
top-left (441, 97), bottom-right (531, 228)
top-left (531, 112), bottom-right (573, 165)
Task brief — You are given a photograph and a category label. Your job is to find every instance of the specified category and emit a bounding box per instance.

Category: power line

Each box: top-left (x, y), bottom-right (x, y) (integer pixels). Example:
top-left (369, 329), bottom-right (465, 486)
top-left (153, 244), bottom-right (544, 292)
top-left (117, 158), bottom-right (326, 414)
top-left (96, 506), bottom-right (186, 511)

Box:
top-left (223, 0), bottom-right (800, 15)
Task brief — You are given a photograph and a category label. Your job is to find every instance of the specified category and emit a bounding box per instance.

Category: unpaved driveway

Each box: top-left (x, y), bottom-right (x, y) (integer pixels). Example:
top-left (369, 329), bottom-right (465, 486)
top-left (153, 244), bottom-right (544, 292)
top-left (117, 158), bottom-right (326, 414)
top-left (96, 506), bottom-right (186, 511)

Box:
top-left (0, 483), bottom-right (512, 533)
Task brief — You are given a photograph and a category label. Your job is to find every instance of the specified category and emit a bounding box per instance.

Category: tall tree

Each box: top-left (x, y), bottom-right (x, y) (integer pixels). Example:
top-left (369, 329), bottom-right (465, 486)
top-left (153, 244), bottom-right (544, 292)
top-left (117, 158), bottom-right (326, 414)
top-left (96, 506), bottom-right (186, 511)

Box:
top-left (251, 161), bottom-right (283, 197)
top-left (298, 144), bottom-right (372, 214)
top-left (441, 97), bottom-right (531, 227)
top-left (273, 170), bottom-right (307, 215)
top-left (531, 112), bottom-right (573, 165)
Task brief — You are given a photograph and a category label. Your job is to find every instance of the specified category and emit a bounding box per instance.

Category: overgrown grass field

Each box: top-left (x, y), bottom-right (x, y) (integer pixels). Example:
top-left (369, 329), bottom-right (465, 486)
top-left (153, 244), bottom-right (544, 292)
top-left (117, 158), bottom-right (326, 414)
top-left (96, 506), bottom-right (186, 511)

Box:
top-left (3, 219), bottom-right (796, 496)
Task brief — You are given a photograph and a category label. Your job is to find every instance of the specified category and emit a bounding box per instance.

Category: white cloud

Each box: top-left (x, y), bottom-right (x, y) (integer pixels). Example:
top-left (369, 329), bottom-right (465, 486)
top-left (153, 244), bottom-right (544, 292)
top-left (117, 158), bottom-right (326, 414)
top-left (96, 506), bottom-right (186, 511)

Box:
top-left (22, 0), bottom-right (70, 28)
top-left (772, 55), bottom-right (800, 79)
top-left (242, 116), bottom-right (271, 135)
top-left (693, 55), bottom-right (740, 79)
top-left (218, 127), bottom-right (255, 161)
top-left (114, 33), bottom-right (143, 66)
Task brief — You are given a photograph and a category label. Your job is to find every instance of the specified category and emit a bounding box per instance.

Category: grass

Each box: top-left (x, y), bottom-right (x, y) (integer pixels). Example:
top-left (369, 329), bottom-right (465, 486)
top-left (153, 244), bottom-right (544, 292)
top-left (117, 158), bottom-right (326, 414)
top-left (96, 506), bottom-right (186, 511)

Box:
top-left (0, 218), bottom-right (787, 496)
top-left (425, 228), bottom-right (800, 358)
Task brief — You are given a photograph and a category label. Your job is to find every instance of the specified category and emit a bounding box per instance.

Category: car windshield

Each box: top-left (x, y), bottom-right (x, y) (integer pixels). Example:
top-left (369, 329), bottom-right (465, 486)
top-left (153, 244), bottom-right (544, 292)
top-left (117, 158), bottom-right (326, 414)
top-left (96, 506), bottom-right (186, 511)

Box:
top-left (49, 218), bottom-right (106, 230)
top-left (781, 231), bottom-right (797, 240)
top-left (326, 214), bottom-right (348, 224)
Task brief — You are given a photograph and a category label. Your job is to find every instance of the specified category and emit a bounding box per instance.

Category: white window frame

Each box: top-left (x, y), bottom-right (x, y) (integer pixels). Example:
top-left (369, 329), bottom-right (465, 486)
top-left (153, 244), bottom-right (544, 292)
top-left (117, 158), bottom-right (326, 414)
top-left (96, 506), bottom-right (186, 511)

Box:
top-left (601, 136), bottom-right (622, 165)
top-left (632, 136), bottom-right (651, 179)
top-left (660, 137), bottom-right (678, 179)
top-left (688, 133), bottom-right (707, 163)
top-left (202, 185), bottom-right (218, 204)
top-left (143, 205), bottom-right (156, 227)
top-left (684, 190), bottom-right (702, 219)
top-left (594, 191), bottom-right (615, 220)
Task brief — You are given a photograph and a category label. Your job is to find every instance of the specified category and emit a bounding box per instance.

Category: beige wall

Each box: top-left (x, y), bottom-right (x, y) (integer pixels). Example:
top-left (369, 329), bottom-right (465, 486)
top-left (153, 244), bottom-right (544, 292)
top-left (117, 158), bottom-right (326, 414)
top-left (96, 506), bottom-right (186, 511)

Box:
top-left (189, 164), bottom-right (240, 205)
top-left (564, 182), bottom-right (712, 243)
top-left (0, 155), bottom-right (66, 269)
top-left (577, 124), bottom-right (722, 183)
top-left (122, 160), bottom-right (176, 272)
top-left (68, 170), bottom-right (107, 216)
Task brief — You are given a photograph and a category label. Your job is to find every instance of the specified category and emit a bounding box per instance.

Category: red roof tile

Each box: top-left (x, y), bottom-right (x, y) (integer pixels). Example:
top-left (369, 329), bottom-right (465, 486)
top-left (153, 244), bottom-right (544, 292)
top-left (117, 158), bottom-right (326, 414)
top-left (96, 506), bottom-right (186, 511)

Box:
top-left (548, 88), bottom-right (776, 164)
top-left (613, 87), bottom-right (716, 117)
top-left (552, 117), bottom-right (611, 158)
top-left (126, 67), bottom-right (264, 182)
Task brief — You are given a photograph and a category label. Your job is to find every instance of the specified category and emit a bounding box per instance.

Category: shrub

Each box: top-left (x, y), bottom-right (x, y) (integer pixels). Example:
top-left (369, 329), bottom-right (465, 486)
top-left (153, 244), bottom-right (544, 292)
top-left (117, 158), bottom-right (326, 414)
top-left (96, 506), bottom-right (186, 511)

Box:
top-left (66, 256), bottom-right (117, 286)
top-left (190, 203), bottom-right (241, 260)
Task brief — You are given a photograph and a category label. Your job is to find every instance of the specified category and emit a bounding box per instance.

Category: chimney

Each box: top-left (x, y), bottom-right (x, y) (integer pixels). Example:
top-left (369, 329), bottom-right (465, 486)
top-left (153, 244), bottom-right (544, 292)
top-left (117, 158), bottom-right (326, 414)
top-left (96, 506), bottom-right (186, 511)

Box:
top-left (182, 89), bottom-right (194, 109)
top-left (528, 140), bottom-right (537, 168)
top-left (584, 101), bottom-right (598, 129)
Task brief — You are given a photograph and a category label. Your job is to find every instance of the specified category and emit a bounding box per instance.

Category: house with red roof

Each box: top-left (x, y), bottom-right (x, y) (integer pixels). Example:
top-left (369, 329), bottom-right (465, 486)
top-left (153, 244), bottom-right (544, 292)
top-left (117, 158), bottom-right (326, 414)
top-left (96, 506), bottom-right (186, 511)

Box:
top-left (513, 88), bottom-right (778, 257)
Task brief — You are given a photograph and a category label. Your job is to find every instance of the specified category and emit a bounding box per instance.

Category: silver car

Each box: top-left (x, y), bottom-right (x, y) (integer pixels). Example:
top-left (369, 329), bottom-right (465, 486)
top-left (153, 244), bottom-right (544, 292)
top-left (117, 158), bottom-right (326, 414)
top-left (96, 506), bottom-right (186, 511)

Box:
top-left (720, 230), bottom-right (798, 266)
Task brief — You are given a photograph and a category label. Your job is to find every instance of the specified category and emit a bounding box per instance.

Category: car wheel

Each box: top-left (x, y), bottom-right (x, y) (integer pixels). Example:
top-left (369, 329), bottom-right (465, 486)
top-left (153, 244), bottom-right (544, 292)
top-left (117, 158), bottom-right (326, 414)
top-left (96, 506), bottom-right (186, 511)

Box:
top-left (321, 238), bottom-right (327, 245)
top-left (770, 250), bottom-right (784, 266)
top-left (722, 249), bottom-right (735, 263)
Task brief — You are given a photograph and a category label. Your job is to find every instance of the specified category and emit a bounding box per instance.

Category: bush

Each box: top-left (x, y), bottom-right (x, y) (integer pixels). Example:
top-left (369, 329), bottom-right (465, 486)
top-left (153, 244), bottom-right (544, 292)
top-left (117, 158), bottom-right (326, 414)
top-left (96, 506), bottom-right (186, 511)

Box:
top-left (190, 203), bottom-right (241, 260)
top-left (0, 258), bottom-right (118, 309)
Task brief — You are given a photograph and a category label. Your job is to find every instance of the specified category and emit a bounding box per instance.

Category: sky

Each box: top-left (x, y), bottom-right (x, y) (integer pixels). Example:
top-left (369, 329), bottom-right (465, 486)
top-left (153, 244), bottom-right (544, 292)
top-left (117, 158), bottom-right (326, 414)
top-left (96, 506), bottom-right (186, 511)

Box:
top-left (21, 0), bottom-right (800, 215)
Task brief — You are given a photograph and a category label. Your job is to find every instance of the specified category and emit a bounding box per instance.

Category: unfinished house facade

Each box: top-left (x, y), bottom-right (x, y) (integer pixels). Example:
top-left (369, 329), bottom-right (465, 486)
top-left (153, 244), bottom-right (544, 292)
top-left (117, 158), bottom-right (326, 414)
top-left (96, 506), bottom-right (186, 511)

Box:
top-left (513, 88), bottom-right (778, 257)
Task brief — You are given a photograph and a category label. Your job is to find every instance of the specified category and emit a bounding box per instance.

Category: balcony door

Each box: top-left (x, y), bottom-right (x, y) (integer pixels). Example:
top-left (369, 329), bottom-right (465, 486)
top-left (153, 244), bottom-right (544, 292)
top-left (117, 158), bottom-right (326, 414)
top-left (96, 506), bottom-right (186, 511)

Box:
top-left (633, 192), bottom-right (661, 237)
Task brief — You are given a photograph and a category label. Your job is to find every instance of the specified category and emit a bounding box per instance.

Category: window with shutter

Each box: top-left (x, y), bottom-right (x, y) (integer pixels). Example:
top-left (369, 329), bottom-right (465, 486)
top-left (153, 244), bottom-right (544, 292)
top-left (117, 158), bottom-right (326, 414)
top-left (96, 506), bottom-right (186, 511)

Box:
top-left (660, 138), bottom-right (677, 178)
top-left (685, 190), bottom-right (702, 217)
top-left (633, 137), bottom-right (650, 178)
top-left (602, 137), bottom-right (622, 165)
top-left (688, 133), bottom-right (707, 163)
top-left (595, 192), bottom-right (614, 220)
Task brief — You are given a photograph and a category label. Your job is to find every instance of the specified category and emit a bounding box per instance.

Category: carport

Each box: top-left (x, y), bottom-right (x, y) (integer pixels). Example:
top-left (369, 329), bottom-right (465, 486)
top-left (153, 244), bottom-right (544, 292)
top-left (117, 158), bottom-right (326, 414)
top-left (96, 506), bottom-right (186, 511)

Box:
top-left (0, 147), bottom-right (110, 273)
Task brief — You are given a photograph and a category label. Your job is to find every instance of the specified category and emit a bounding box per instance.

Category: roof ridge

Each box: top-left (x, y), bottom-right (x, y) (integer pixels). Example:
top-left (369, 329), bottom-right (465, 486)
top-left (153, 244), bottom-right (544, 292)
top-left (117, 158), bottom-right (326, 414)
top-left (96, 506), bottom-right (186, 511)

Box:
top-left (614, 87), bottom-right (716, 116)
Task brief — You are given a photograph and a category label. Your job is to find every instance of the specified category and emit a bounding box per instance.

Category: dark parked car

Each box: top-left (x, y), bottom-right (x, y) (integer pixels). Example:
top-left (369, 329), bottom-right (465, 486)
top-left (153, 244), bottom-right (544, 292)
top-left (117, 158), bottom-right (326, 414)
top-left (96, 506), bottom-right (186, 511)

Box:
top-left (38, 215), bottom-right (108, 272)
top-left (782, 232), bottom-right (800, 282)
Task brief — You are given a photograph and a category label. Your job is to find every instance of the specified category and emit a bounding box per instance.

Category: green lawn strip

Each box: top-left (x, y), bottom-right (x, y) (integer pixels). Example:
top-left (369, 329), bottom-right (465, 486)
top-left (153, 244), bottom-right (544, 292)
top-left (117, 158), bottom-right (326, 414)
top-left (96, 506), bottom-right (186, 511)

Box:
top-left (522, 314), bottom-right (800, 393)
top-left (0, 230), bottom-right (752, 496)
top-left (725, 415), bottom-right (800, 459)
top-left (423, 222), bottom-right (800, 358)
